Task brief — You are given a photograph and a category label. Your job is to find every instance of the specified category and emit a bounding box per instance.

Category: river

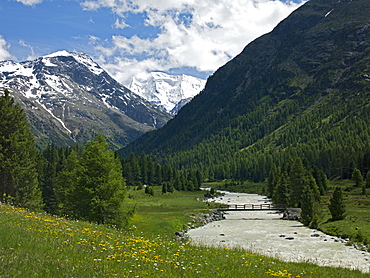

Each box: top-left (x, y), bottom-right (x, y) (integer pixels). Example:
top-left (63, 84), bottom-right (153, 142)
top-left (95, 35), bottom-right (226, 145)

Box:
top-left (186, 191), bottom-right (370, 273)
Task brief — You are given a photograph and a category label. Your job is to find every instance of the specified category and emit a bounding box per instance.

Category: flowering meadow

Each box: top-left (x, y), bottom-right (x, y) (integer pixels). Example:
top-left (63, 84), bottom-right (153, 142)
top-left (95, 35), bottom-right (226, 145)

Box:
top-left (0, 195), bottom-right (369, 277)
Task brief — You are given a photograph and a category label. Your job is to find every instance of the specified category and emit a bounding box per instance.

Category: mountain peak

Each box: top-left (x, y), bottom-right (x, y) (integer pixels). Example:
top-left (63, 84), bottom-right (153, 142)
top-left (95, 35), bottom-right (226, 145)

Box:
top-left (41, 50), bottom-right (104, 75)
top-left (42, 50), bottom-right (74, 58)
top-left (0, 52), bottom-right (171, 149)
top-left (128, 71), bottom-right (206, 114)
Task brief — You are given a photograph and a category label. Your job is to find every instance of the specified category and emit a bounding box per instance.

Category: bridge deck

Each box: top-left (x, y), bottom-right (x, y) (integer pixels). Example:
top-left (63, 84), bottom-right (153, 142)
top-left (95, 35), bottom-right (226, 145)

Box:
top-left (218, 204), bottom-right (287, 211)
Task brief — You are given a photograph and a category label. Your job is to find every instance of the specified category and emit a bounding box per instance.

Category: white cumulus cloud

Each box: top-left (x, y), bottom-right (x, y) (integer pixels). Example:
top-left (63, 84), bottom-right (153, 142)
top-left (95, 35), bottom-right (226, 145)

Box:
top-left (0, 36), bottom-right (13, 61)
top-left (16, 0), bottom-right (43, 6)
top-left (85, 0), bottom-right (307, 84)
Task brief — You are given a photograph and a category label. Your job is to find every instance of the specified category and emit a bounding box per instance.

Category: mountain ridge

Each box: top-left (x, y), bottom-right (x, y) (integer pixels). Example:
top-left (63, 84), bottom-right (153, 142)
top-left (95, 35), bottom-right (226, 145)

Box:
top-left (120, 0), bottom-right (370, 181)
top-left (0, 51), bottom-right (172, 149)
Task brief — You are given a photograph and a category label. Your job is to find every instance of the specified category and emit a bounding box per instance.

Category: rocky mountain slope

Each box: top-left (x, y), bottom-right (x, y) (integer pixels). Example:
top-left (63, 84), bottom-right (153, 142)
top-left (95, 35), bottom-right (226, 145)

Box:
top-left (121, 0), bottom-right (370, 180)
top-left (0, 51), bottom-right (171, 149)
top-left (128, 72), bottom-right (206, 114)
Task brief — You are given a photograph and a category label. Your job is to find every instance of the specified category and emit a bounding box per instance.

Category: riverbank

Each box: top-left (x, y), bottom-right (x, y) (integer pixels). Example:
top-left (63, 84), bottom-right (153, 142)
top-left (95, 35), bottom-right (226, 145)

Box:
top-left (186, 191), bottom-right (370, 273)
top-left (204, 180), bottom-right (370, 251)
top-left (1, 188), bottom-right (369, 277)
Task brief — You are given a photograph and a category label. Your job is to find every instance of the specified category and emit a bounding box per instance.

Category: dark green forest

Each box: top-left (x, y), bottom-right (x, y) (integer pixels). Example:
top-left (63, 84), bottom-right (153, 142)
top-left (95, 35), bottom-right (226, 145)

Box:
top-left (0, 89), bottom-right (203, 227)
top-left (120, 0), bottom-right (370, 184)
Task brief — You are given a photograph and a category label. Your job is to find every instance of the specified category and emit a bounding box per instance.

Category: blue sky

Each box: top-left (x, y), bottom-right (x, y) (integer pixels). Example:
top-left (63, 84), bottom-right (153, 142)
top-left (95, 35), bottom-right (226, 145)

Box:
top-left (0, 0), bottom-right (306, 85)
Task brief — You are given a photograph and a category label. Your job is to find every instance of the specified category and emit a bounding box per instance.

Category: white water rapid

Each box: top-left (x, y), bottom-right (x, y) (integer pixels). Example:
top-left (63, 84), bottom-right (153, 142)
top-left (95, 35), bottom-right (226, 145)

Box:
top-left (186, 191), bottom-right (370, 273)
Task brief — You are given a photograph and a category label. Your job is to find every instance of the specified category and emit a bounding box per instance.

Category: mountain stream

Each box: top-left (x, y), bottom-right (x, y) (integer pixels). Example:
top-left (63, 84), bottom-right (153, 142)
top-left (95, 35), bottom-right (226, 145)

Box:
top-left (186, 191), bottom-right (370, 273)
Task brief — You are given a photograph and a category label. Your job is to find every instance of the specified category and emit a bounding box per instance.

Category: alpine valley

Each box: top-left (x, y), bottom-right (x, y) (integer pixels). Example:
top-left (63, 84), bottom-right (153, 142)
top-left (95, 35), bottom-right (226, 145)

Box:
top-left (0, 50), bottom-right (172, 149)
top-left (121, 0), bottom-right (370, 181)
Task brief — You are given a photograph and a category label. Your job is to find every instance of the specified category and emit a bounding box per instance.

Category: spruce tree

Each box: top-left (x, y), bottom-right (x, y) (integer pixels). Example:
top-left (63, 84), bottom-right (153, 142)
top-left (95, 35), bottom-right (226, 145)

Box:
top-left (40, 144), bottom-right (59, 214)
top-left (272, 171), bottom-right (288, 205)
top-left (268, 164), bottom-right (281, 198)
top-left (312, 166), bottom-right (328, 194)
top-left (329, 187), bottom-right (346, 221)
top-left (0, 89), bottom-right (42, 210)
top-left (300, 184), bottom-right (316, 226)
top-left (352, 168), bottom-right (363, 187)
top-left (288, 158), bottom-right (310, 207)
top-left (79, 135), bottom-right (127, 226)
top-left (162, 182), bottom-right (167, 194)
top-left (56, 135), bottom-right (128, 227)
top-left (55, 150), bottom-right (80, 217)
top-left (366, 171), bottom-right (370, 188)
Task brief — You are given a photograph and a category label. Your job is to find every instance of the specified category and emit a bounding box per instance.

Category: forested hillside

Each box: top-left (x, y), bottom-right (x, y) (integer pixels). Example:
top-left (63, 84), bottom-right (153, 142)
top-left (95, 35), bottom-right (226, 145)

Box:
top-left (120, 0), bottom-right (370, 182)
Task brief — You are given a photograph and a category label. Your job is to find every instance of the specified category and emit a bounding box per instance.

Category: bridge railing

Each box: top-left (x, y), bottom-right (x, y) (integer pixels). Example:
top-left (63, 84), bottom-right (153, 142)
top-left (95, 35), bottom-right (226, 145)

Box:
top-left (221, 204), bottom-right (287, 211)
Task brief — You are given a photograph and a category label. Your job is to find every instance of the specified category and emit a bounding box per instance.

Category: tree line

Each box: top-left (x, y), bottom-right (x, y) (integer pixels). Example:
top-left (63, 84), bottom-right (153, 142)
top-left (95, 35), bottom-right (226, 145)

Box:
top-left (2, 87), bottom-right (369, 229)
top-left (0, 89), bottom-right (202, 227)
top-left (267, 156), bottom-right (370, 227)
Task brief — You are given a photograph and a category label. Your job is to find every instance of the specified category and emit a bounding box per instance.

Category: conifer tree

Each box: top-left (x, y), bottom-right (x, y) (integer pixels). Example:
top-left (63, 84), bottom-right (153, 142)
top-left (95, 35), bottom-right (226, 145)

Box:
top-left (56, 135), bottom-right (128, 227)
top-left (312, 166), bottom-right (328, 194)
top-left (162, 182), bottom-right (167, 194)
top-left (40, 144), bottom-right (59, 214)
top-left (352, 168), bottom-right (363, 187)
top-left (55, 150), bottom-right (80, 217)
top-left (288, 158), bottom-right (310, 207)
top-left (0, 89), bottom-right (42, 210)
top-left (268, 164), bottom-right (281, 198)
top-left (329, 187), bottom-right (346, 221)
top-left (366, 171), bottom-right (370, 188)
top-left (272, 171), bottom-right (288, 205)
top-left (78, 135), bottom-right (127, 226)
top-left (300, 183), bottom-right (316, 226)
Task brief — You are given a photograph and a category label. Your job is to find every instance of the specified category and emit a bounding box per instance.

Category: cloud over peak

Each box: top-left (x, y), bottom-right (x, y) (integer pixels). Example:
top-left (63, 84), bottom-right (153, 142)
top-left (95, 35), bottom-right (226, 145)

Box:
top-left (83, 0), bottom-right (306, 84)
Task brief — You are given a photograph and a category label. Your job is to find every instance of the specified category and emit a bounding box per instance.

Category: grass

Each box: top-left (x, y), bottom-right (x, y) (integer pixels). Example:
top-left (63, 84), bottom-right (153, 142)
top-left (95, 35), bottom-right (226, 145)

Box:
top-left (317, 180), bottom-right (370, 249)
top-left (0, 186), bottom-right (369, 277)
top-left (203, 181), bottom-right (267, 195)
top-left (125, 186), bottom-right (221, 235)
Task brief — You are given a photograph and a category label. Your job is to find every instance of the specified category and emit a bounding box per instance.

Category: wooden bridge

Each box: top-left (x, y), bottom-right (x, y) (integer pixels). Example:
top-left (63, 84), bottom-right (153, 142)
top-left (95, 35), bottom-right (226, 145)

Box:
top-left (218, 204), bottom-right (287, 212)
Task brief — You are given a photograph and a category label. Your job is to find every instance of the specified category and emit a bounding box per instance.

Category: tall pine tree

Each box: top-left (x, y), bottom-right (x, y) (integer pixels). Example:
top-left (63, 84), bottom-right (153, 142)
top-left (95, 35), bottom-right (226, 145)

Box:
top-left (0, 89), bottom-right (42, 210)
top-left (329, 187), bottom-right (346, 221)
top-left (55, 136), bottom-right (130, 226)
top-left (78, 135), bottom-right (127, 226)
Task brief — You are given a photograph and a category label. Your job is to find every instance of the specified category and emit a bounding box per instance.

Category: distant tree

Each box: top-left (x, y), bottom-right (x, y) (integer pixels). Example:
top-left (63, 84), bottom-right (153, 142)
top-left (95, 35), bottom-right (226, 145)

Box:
top-left (311, 166), bottom-right (328, 194)
top-left (40, 144), bottom-right (59, 214)
top-left (186, 180), bottom-right (194, 191)
top-left (195, 170), bottom-right (202, 189)
top-left (161, 183), bottom-right (167, 194)
top-left (55, 150), bottom-right (80, 217)
top-left (268, 164), bottom-right (281, 198)
top-left (167, 182), bottom-right (174, 193)
top-left (300, 184), bottom-right (316, 226)
top-left (0, 89), bottom-right (42, 210)
top-left (308, 175), bottom-right (320, 203)
top-left (352, 168), bottom-right (363, 187)
top-left (288, 158), bottom-right (310, 207)
top-left (173, 176), bottom-right (181, 191)
top-left (361, 184), bottom-right (366, 195)
top-left (272, 171), bottom-right (288, 205)
top-left (329, 187), bottom-right (346, 221)
top-left (145, 185), bottom-right (154, 196)
top-left (365, 171), bottom-right (370, 188)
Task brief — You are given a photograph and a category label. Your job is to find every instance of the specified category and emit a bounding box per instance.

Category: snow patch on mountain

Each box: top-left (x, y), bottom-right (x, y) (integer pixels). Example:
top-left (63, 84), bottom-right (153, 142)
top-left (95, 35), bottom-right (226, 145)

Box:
top-left (0, 50), bottom-right (172, 148)
top-left (43, 50), bottom-right (104, 75)
top-left (128, 72), bottom-right (206, 114)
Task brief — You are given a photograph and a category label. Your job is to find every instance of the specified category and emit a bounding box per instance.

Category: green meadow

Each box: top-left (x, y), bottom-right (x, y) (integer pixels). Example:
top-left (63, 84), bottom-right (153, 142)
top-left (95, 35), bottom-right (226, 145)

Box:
top-left (0, 186), bottom-right (369, 277)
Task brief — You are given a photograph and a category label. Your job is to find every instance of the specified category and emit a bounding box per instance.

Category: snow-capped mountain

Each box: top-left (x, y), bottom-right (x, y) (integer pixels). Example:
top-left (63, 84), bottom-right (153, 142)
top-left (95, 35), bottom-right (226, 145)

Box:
top-left (0, 51), bottom-right (171, 148)
top-left (128, 72), bottom-right (206, 114)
